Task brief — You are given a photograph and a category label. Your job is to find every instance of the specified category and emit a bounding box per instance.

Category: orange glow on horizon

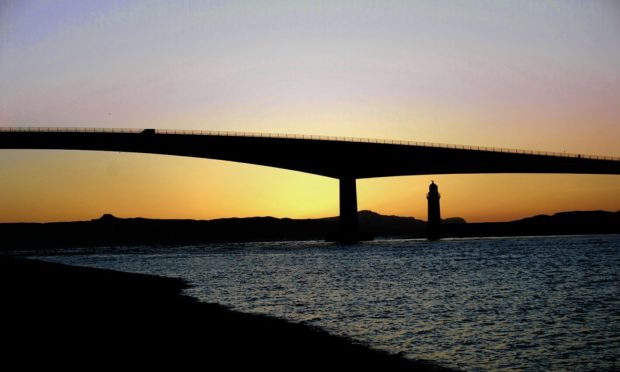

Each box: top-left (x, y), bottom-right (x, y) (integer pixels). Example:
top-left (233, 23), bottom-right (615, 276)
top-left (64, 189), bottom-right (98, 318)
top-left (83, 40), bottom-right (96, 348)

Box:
top-left (1, 150), bottom-right (618, 224)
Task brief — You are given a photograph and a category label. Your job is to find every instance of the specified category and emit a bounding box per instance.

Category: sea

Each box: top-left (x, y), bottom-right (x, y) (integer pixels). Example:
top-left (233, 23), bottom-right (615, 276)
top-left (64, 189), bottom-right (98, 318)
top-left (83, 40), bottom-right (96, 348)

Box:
top-left (31, 235), bottom-right (620, 371)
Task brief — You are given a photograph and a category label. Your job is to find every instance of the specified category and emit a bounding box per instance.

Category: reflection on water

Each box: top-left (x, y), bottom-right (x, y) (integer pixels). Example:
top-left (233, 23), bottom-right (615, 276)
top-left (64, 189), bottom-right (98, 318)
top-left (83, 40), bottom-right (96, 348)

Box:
top-left (36, 235), bottom-right (620, 371)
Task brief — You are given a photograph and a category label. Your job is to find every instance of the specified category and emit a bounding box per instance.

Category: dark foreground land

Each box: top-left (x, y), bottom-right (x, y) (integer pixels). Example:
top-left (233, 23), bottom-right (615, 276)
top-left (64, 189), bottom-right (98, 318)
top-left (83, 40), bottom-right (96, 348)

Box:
top-left (2, 256), bottom-right (451, 370)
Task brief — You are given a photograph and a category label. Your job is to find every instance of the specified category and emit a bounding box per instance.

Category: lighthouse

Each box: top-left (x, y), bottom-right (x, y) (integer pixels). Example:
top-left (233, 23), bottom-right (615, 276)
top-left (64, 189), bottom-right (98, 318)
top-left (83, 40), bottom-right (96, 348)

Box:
top-left (427, 181), bottom-right (441, 240)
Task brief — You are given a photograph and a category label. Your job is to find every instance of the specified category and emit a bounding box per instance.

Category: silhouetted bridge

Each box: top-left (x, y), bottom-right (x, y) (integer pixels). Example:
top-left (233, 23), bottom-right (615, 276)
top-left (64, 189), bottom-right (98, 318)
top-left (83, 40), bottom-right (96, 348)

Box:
top-left (1, 127), bottom-right (619, 241)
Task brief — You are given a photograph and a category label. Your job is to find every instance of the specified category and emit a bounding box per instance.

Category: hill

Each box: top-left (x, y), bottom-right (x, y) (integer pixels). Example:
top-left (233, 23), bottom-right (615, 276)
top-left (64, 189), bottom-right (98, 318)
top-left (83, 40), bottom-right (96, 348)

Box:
top-left (1, 210), bottom-right (430, 249)
top-left (1, 210), bottom-right (618, 250)
top-left (443, 210), bottom-right (620, 238)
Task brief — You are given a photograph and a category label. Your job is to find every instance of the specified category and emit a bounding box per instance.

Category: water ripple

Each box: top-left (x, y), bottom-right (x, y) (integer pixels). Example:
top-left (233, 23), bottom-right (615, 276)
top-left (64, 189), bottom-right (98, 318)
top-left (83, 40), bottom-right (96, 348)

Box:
top-left (36, 235), bottom-right (620, 371)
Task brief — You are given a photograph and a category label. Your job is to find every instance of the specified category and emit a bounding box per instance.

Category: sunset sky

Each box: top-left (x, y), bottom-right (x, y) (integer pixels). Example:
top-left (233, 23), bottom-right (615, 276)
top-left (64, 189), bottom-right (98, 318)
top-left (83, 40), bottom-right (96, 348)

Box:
top-left (1, 1), bottom-right (619, 223)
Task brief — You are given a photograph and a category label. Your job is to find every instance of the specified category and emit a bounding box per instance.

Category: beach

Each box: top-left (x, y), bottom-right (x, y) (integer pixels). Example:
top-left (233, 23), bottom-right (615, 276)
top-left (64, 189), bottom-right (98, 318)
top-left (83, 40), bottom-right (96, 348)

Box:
top-left (1, 256), bottom-right (450, 370)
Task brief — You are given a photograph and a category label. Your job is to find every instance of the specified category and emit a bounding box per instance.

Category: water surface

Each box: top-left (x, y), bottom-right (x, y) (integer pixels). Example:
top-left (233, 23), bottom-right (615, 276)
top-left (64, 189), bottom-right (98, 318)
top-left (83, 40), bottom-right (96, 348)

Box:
top-left (35, 235), bottom-right (620, 371)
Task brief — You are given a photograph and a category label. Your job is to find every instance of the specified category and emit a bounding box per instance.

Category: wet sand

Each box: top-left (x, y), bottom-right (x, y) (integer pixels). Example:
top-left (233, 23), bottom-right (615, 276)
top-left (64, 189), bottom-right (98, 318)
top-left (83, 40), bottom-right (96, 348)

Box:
top-left (1, 256), bottom-right (452, 370)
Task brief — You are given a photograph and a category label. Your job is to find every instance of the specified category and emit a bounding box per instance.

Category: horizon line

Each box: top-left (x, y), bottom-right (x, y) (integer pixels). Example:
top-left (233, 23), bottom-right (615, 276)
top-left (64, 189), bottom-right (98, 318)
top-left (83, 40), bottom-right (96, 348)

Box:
top-left (2, 208), bottom-right (618, 225)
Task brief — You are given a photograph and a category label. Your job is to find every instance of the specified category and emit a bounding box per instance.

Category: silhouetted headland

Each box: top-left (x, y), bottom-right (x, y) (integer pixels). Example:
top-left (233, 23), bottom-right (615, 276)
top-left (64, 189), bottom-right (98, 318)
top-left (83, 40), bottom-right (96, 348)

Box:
top-left (1, 210), bottom-right (619, 250)
top-left (442, 210), bottom-right (620, 238)
top-left (1, 256), bottom-right (451, 370)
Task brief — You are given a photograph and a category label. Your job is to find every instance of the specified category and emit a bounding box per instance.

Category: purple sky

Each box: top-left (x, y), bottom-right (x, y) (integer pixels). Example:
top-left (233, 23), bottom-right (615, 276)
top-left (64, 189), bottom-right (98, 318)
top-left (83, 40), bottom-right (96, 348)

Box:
top-left (2, 1), bottom-right (619, 152)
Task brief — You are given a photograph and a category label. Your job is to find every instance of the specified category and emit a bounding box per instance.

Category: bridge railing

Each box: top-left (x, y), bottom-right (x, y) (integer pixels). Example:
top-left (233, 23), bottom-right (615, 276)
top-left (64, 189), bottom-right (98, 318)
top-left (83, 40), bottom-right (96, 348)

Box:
top-left (1, 126), bottom-right (619, 161)
top-left (0, 127), bottom-right (143, 134)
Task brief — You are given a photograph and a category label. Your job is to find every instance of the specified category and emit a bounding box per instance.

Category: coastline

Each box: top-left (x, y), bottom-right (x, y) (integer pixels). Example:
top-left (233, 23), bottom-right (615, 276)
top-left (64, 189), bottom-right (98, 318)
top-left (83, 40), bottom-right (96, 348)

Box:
top-left (1, 256), bottom-right (452, 370)
top-left (2, 210), bottom-right (618, 249)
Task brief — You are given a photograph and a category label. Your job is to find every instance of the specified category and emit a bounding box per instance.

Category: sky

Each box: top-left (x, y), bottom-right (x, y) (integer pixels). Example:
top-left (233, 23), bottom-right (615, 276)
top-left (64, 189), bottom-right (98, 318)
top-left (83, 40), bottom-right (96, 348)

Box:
top-left (1, 0), bottom-right (619, 223)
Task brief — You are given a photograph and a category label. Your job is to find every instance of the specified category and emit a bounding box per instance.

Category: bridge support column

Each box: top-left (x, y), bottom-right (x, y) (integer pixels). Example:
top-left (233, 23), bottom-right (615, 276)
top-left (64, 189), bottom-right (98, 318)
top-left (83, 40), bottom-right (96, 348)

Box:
top-left (339, 177), bottom-right (360, 242)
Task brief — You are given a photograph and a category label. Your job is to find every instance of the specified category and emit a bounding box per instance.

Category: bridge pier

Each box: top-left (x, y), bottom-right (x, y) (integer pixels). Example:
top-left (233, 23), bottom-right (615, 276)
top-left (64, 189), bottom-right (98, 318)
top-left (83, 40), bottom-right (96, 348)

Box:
top-left (339, 177), bottom-right (359, 242)
top-left (332, 177), bottom-right (375, 243)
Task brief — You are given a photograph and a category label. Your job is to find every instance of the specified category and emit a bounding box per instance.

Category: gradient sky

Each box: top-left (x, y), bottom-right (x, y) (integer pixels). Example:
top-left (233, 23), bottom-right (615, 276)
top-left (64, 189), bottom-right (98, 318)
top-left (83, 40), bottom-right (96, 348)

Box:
top-left (1, 0), bottom-right (619, 223)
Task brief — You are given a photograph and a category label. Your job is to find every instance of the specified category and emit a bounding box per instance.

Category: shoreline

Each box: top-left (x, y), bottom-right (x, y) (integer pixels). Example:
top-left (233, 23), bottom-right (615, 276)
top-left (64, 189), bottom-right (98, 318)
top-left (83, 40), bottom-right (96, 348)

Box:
top-left (2, 210), bottom-right (618, 249)
top-left (1, 256), bottom-right (452, 370)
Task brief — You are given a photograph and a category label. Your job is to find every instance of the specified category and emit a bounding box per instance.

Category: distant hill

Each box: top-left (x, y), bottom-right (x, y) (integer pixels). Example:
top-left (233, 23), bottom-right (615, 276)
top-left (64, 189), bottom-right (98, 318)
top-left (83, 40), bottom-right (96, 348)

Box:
top-left (1, 210), bottom-right (618, 250)
top-left (442, 217), bottom-right (467, 224)
top-left (443, 210), bottom-right (620, 238)
top-left (1, 210), bottom-right (434, 249)
top-left (514, 210), bottom-right (620, 225)
top-left (323, 210), bottom-right (428, 237)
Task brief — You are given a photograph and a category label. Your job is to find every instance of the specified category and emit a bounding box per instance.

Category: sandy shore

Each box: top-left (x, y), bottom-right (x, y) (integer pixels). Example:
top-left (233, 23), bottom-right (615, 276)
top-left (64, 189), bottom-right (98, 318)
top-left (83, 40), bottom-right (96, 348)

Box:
top-left (1, 256), bottom-right (452, 370)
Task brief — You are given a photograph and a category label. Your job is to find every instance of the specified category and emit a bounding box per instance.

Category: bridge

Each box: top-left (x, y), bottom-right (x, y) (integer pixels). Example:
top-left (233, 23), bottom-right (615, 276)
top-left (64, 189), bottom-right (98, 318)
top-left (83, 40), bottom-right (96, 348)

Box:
top-left (1, 127), bottom-right (619, 241)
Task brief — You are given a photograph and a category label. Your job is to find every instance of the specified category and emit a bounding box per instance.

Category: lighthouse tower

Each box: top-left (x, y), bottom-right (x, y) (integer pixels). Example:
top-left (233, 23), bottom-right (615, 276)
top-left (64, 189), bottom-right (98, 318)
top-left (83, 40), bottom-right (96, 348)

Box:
top-left (427, 181), bottom-right (441, 240)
